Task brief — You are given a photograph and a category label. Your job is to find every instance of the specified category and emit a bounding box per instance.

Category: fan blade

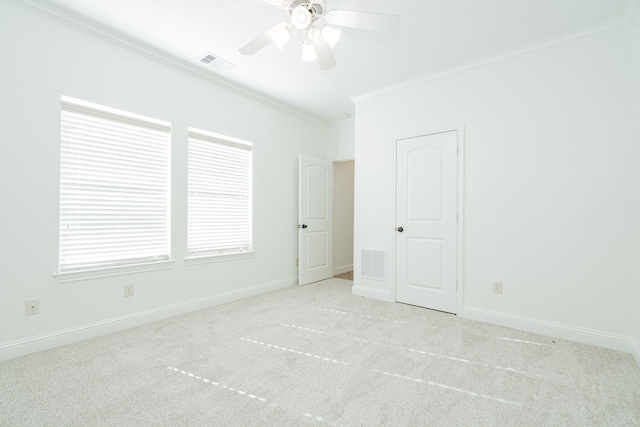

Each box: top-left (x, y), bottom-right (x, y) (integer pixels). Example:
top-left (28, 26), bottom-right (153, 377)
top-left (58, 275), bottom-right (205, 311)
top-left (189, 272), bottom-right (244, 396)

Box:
top-left (261, 0), bottom-right (286, 6)
top-left (239, 23), bottom-right (284, 55)
top-left (325, 10), bottom-right (399, 32)
top-left (313, 36), bottom-right (336, 70)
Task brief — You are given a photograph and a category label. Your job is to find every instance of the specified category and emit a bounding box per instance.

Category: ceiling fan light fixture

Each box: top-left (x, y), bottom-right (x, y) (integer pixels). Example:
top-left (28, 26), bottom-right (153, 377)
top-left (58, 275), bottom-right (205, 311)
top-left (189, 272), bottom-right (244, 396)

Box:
top-left (325, 10), bottom-right (336, 25)
top-left (301, 42), bottom-right (317, 61)
top-left (321, 25), bottom-right (341, 48)
top-left (243, 1), bottom-right (400, 70)
top-left (292, 5), bottom-right (312, 30)
top-left (271, 26), bottom-right (291, 49)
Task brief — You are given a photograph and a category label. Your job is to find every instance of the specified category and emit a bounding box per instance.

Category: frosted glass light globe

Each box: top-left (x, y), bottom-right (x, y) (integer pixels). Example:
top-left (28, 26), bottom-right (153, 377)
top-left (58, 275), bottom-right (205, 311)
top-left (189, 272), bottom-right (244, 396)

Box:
top-left (292, 5), bottom-right (312, 29)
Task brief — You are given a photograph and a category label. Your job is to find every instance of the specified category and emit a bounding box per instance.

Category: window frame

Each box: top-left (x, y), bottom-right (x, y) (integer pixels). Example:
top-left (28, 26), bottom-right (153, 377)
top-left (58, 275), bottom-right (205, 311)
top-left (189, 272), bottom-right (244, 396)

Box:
top-left (55, 96), bottom-right (173, 283)
top-left (185, 127), bottom-right (254, 264)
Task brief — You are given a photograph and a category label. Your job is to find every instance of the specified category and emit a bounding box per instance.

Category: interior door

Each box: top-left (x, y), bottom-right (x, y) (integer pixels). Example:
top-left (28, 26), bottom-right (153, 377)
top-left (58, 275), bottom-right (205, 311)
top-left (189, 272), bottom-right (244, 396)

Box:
top-left (299, 154), bottom-right (333, 285)
top-left (396, 131), bottom-right (458, 313)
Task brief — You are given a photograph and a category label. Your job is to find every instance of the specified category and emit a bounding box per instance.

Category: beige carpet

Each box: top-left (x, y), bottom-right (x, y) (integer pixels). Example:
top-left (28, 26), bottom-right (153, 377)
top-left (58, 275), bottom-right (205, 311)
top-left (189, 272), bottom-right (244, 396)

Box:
top-left (1, 278), bottom-right (639, 426)
top-left (334, 271), bottom-right (353, 281)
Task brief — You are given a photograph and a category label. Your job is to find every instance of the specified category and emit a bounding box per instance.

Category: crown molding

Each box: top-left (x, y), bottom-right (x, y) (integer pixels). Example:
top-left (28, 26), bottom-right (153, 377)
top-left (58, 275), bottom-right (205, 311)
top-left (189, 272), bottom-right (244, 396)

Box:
top-left (327, 116), bottom-right (355, 126)
top-left (352, 0), bottom-right (640, 105)
top-left (4, 0), bottom-right (326, 126)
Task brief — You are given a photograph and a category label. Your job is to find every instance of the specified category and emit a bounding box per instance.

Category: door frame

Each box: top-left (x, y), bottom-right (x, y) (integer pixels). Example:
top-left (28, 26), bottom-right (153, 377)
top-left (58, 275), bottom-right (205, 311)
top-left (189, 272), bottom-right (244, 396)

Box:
top-left (394, 123), bottom-right (465, 314)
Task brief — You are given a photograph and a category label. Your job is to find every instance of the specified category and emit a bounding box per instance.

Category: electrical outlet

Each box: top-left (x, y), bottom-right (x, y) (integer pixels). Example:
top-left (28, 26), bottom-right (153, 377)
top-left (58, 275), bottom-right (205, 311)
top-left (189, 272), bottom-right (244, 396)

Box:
top-left (493, 281), bottom-right (503, 294)
top-left (124, 284), bottom-right (134, 297)
top-left (25, 299), bottom-right (39, 315)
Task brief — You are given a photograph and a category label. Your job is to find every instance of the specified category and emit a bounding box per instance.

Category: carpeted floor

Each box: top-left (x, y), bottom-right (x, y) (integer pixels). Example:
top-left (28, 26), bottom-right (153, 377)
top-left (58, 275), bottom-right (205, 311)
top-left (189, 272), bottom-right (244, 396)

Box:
top-left (1, 278), bottom-right (639, 426)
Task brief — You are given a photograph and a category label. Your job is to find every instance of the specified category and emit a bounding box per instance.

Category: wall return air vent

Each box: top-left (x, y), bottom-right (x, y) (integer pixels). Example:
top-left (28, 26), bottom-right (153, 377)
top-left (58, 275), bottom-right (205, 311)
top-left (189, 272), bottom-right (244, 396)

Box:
top-left (199, 53), bottom-right (236, 70)
top-left (361, 249), bottom-right (386, 281)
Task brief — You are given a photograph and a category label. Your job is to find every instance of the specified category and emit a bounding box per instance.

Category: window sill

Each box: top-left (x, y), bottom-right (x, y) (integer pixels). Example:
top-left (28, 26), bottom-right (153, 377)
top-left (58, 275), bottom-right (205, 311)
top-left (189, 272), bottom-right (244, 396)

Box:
top-left (54, 259), bottom-right (176, 284)
top-left (184, 251), bottom-right (255, 266)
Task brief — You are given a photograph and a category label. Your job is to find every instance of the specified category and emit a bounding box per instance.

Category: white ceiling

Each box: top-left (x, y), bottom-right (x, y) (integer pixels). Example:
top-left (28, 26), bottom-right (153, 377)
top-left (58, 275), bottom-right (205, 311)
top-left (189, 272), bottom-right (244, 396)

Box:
top-left (42, 0), bottom-right (632, 122)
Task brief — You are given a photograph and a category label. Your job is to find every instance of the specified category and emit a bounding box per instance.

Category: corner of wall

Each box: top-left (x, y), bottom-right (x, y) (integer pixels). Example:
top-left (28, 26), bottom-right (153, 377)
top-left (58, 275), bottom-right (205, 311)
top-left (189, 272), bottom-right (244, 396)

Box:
top-left (632, 0), bottom-right (640, 369)
top-left (325, 118), bottom-right (355, 161)
top-left (631, 338), bottom-right (640, 368)
top-left (628, 0), bottom-right (640, 28)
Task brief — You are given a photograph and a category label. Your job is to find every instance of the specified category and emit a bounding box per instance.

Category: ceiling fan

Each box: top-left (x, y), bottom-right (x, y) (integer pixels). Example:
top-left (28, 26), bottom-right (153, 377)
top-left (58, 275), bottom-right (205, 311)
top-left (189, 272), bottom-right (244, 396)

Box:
top-left (239, 0), bottom-right (399, 70)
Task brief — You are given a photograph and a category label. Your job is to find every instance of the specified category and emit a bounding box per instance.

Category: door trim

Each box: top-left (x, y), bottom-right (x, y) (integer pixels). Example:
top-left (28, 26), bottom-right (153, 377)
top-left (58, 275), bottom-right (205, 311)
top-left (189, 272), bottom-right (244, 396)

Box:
top-left (394, 123), bottom-right (465, 314)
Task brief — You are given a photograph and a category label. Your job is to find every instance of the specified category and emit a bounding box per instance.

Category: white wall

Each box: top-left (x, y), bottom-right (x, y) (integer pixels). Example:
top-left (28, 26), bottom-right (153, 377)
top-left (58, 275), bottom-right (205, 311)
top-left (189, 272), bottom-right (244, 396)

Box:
top-left (353, 27), bottom-right (637, 352)
top-left (333, 161), bottom-right (354, 275)
top-left (0, 2), bottom-right (326, 359)
top-left (326, 119), bottom-right (355, 161)
top-left (632, 14), bottom-right (640, 361)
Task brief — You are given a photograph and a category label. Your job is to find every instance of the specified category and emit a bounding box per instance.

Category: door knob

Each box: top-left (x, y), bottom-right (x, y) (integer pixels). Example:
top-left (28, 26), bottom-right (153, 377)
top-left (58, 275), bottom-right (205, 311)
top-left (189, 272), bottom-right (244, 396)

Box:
top-left (298, 224), bottom-right (308, 229)
top-left (397, 226), bottom-right (403, 232)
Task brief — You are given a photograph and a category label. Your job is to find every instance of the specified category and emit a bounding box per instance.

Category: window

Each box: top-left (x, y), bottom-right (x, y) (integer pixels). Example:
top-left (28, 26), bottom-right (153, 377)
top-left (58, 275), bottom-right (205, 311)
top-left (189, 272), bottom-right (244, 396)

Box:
top-left (187, 128), bottom-right (252, 259)
top-left (58, 96), bottom-right (171, 276)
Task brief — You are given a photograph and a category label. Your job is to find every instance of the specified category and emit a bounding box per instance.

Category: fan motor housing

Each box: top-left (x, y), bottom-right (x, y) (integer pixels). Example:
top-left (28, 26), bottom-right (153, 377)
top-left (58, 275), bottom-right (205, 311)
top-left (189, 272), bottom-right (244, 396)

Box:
top-left (288, 1), bottom-right (324, 17)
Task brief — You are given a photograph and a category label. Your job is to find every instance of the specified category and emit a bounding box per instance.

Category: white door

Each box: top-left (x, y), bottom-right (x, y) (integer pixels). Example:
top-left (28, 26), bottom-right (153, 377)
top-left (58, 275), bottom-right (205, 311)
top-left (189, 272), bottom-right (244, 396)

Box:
top-left (299, 154), bottom-right (333, 285)
top-left (396, 131), bottom-right (458, 313)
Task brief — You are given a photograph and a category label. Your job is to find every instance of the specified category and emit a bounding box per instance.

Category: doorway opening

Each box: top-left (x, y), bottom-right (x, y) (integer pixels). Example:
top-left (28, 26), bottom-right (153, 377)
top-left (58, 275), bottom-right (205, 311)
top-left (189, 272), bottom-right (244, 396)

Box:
top-left (333, 160), bottom-right (354, 281)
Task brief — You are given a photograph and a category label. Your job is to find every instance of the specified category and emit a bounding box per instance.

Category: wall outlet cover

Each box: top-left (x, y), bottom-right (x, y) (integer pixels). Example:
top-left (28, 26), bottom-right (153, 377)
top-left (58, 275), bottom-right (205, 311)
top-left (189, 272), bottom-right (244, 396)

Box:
top-left (124, 284), bottom-right (134, 297)
top-left (25, 299), bottom-right (39, 315)
top-left (493, 281), bottom-right (503, 294)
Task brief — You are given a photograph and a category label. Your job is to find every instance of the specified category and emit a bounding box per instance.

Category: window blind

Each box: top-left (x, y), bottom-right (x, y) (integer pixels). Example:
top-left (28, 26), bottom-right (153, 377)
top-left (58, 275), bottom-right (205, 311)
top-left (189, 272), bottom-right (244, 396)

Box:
top-left (187, 129), bottom-right (252, 257)
top-left (59, 96), bottom-right (170, 272)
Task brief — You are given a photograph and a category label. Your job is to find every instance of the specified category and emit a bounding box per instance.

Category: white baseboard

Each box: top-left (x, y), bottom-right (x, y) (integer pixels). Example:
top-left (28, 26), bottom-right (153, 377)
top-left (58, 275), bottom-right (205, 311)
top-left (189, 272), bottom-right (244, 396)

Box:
top-left (461, 306), bottom-right (637, 359)
top-left (334, 264), bottom-right (353, 275)
top-left (631, 338), bottom-right (640, 369)
top-left (352, 284), bottom-right (394, 302)
top-left (0, 277), bottom-right (296, 362)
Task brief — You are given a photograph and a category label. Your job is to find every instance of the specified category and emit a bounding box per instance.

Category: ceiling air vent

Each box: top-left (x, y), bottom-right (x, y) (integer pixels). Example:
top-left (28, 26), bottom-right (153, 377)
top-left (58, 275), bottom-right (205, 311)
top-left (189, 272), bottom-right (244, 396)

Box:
top-left (200, 54), bottom-right (216, 64)
top-left (199, 52), bottom-right (235, 70)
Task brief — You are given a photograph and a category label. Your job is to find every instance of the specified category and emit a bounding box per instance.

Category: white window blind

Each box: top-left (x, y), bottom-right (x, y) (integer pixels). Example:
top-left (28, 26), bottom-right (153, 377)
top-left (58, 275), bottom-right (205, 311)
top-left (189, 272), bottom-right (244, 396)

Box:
top-left (188, 128), bottom-right (252, 257)
top-left (59, 96), bottom-right (171, 273)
